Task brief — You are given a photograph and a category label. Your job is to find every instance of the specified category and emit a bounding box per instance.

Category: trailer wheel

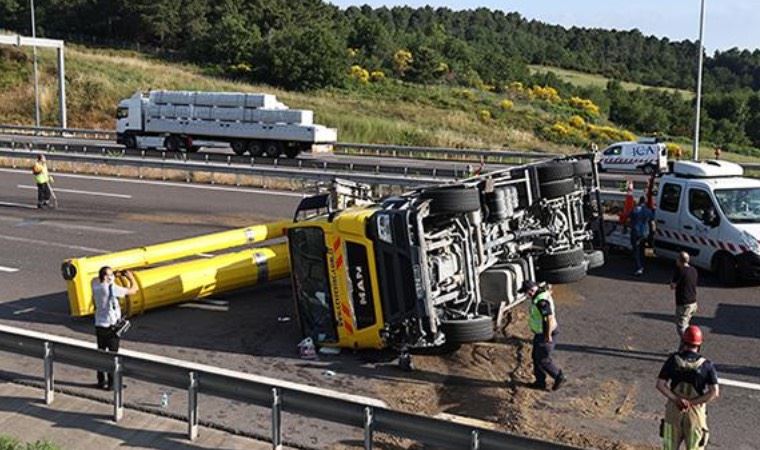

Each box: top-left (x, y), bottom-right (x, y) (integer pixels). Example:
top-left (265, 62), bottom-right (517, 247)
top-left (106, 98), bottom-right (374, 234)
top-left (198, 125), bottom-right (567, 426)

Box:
top-left (440, 315), bottom-right (494, 343)
top-left (123, 134), bottom-right (137, 149)
top-left (248, 141), bottom-right (264, 157)
top-left (537, 161), bottom-right (575, 183)
top-left (420, 186), bottom-right (481, 215)
top-left (573, 159), bottom-right (593, 177)
top-left (713, 252), bottom-right (737, 285)
top-left (537, 263), bottom-right (587, 284)
top-left (231, 140), bottom-right (247, 156)
top-left (539, 178), bottom-right (576, 199)
top-left (584, 250), bottom-right (605, 269)
top-left (538, 247), bottom-right (585, 270)
top-left (265, 141), bottom-right (283, 158)
top-left (164, 135), bottom-right (182, 152)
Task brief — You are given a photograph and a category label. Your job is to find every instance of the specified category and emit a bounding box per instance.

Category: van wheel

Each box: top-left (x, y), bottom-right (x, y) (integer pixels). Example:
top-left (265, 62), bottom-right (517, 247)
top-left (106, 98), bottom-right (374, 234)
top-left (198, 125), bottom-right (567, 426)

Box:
top-left (714, 253), bottom-right (738, 285)
top-left (440, 315), bottom-right (494, 344)
top-left (642, 164), bottom-right (656, 175)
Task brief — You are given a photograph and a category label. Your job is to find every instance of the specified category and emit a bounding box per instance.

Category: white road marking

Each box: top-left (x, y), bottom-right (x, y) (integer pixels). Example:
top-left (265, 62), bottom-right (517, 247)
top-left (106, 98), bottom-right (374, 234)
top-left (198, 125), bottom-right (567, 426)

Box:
top-left (197, 253), bottom-right (214, 258)
top-left (0, 216), bottom-right (133, 235)
top-left (0, 168), bottom-right (306, 197)
top-left (17, 184), bottom-right (132, 199)
top-left (13, 307), bottom-right (36, 315)
top-left (720, 377), bottom-right (760, 392)
top-left (0, 266), bottom-right (20, 273)
top-left (0, 201), bottom-right (37, 209)
top-left (0, 235), bottom-right (107, 253)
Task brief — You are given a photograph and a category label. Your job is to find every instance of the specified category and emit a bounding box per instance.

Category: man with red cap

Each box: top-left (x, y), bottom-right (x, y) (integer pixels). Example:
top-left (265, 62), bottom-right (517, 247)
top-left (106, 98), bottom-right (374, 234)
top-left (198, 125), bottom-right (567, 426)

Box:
top-left (656, 325), bottom-right (719, 450)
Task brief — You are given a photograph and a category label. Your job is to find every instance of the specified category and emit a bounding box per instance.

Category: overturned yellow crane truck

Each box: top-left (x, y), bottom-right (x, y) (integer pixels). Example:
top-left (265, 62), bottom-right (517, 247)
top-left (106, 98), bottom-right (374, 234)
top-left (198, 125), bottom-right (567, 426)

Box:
top-left (62, 156), bottom-right (604, 362)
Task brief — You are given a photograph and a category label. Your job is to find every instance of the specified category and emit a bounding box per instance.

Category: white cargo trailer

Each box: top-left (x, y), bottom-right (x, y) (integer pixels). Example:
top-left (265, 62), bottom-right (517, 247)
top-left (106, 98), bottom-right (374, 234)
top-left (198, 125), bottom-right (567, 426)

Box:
top-left (115, 90), bottom-right (337, 158)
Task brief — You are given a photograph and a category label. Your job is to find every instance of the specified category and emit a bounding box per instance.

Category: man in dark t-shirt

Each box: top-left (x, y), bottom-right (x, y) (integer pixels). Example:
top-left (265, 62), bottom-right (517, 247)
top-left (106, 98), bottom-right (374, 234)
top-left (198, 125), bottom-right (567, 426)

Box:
top-left (670, 251), bottom-right (698, 337)
top-left (656, 325), bottom-right (719, 450)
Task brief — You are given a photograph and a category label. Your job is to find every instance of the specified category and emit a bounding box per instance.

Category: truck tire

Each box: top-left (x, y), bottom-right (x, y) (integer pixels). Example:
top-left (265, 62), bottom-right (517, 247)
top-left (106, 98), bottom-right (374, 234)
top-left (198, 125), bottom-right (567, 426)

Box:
top-left (584, 250), bottom-right (605, 270)
top-left (265, 141), bottom-right (283, 158)
top-left (248, 141), bottom-right (264, 157)
top-left (713, 252), bottom-right (738, 285)
top-left (231, 140), bottom-right (247, 156)
top-left (420, 186), bottom-right (481, 215)
top-left (538, 263), bottom-right (587, 284)
top-left (538, 247), bottom-right (585, 270)
top-left (573, 159), bottom-right (593, 177)
top-left (123, 134), bottom-right (137, 149)
top-left (440, 315), bottom-right (494, 343)
top-left (539, 178), bottom-right (576, 199)
top-left (164, 135), bottom-right (182, 152)
top-left (536, 162), bottom-right (574, 183)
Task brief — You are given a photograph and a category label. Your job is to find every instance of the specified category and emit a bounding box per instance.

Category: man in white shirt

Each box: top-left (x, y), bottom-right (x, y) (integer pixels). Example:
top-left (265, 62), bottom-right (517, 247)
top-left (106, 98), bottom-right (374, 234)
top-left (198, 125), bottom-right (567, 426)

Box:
top-left (93, 266), bottom-right (138, 390)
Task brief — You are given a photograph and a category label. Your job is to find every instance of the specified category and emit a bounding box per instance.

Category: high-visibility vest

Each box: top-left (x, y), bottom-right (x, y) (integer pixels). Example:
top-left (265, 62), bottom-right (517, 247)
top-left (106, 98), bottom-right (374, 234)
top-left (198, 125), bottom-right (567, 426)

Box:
top-left (529, 291), bottom-right (555, 334)
top-left (33, 163), bottom-right (49, 184)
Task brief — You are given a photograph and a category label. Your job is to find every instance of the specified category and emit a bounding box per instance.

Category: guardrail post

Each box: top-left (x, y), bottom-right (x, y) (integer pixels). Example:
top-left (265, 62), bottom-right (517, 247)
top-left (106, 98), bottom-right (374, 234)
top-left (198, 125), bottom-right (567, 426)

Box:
top-left (363, 406), bottom-right (374, 449)
top-left (470, 429), bottom-right (480, 450)
top-left (113, 356), bottom-right (123, 422)
top-left (271, 387), bottom-right (282, 449)
top-left (43, 342), bottom-right (54, 405)
top-left (188, 371), bottom-right (199, 441)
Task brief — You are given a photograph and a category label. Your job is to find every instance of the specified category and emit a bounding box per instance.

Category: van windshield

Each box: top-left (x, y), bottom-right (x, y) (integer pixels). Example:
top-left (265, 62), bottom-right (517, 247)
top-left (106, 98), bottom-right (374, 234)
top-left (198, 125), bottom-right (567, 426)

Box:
top-left (714, 188), bottom-right (760, 224)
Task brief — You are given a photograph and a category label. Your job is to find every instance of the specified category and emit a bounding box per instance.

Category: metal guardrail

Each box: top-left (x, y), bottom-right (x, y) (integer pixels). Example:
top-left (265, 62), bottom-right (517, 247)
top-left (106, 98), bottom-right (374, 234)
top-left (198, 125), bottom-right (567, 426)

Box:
top-left (0, 147), bottom-right (453, 187)
top-left (0, 324), bottom-right (579, 450)
top-left (0, 124), bottom-right (115, 140)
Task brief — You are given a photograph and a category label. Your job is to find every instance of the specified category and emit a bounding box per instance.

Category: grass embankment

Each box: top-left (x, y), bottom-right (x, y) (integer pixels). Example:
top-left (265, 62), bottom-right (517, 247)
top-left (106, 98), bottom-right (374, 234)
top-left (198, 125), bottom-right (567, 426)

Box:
top-left (0, 44), bottom-right (753, 163)
top-left (0, 435), bottom-right (59, 450)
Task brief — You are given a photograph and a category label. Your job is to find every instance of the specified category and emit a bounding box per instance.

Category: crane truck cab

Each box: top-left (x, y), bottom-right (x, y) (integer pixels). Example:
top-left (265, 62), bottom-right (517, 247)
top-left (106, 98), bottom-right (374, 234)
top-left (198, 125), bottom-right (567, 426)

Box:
top-left (599, 138), bottom-right (668, 174)
top-left (610, 160), bottom-right (760, 283)
top-left (287, 156), bottom-right (604, 352)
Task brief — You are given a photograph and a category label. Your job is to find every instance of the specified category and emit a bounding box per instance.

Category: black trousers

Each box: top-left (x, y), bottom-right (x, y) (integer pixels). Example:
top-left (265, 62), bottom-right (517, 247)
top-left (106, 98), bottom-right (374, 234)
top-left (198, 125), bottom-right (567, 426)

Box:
top-left (96, 326), bottom-right (120, 387)
top-left (532, 334), bottom-right (561, 384)
top-left (36, 183), bottom-right (51, 206)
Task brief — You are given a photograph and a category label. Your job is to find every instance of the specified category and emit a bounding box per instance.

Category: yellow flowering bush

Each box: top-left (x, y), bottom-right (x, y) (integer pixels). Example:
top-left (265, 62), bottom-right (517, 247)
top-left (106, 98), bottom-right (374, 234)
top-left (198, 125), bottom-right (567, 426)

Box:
top-left (478, 109), bottom-right (492, 122)
top-left (499, 99), bottom-right (514, 110)
top-left (588, 124), bottom-right (636, 142)
top-left (568, 115), bottom-right (586, 128)
top-left (456, 89), bottom-right (477, 101)
top-left (393, 49), bottom-right (413, 75)
top-left (370, 70), bottom-right (386, 82)
top-left (530, 85), bottom-right (561, 103)
top-left (349, 65), bottom-right (370, 84)
top-left (666, 142), bottom-right (683, 159)
top-left (568, 96), bottom-right (601, 117)
top-left (507, 81), bottom-right (524, 92)
top-left (347, 48), bottom-right (359, 58)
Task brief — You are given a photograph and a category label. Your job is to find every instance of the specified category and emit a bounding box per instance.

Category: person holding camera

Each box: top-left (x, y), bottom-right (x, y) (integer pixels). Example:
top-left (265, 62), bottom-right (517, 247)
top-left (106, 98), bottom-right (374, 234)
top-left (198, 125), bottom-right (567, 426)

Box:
top-left (92, 266), bottom-right (138, 390)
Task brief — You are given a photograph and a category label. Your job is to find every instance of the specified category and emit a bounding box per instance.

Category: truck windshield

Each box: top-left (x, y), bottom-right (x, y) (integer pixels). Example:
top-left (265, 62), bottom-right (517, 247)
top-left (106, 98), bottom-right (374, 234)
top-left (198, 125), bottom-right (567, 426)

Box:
top-left (714, 188), bottom-right (760, 224)
top-left (116, 107), bottom-right (129, 119)
top-left (288, 227), bottom-right (338, 343)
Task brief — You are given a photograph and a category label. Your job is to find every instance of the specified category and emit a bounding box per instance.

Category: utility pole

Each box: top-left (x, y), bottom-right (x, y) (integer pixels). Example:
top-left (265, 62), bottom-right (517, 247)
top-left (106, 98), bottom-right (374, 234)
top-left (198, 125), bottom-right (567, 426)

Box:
top-left (30, 0), bottom-right (41, 127)
top-left (693, 0), bottom-right (706, 161)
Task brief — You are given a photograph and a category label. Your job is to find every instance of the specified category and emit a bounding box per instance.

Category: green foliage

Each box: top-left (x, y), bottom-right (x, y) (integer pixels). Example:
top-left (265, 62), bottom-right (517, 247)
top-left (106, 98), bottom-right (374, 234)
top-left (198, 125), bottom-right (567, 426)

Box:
top-left (0, 435), bottom-right (60, 450)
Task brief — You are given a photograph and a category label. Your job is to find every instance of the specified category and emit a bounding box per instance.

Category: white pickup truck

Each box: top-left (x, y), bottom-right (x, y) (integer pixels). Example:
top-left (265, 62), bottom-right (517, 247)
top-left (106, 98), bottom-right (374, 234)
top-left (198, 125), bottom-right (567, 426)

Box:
top-left (607, 160), bottom-right (760, 284)
top-left (116, 90), bottom-right (337, 158)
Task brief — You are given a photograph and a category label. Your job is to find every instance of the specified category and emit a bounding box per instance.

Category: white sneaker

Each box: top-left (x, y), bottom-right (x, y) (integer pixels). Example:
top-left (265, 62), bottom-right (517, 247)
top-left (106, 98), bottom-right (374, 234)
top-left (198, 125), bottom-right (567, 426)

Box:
top-left (634, 268), bottom-right (644, 276)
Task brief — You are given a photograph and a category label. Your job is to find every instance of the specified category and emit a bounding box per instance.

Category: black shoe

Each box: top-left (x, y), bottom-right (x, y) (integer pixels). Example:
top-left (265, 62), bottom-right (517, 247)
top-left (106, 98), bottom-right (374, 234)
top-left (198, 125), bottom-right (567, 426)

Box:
top-left (552, 373), bottom-right (566, 391)
top-left (528, 381), bottom-right (547, 390)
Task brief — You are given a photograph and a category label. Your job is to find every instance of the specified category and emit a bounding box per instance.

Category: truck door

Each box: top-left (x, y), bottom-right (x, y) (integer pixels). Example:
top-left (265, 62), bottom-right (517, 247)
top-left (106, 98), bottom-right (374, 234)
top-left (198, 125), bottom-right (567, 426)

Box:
top-left (681, 186), bottom-right (721, 270)
top-left (653, 180), bottom-right (687, 260)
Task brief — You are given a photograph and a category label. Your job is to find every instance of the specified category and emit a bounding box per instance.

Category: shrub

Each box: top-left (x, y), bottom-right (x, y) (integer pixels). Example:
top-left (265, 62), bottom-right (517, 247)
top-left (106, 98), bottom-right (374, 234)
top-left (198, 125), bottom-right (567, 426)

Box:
top-left (666, 142), bottom-right (683, 159)
top-left (349, 65), bottom-right (370, 84)
top-left (499, 99), bottom-right (514, 110)
top-left (507, 81), bottom-right (524, 92)
top-left (478, 109), bottom-right (492, 122)
top-left (568, 115), bottom-right (586, 128)
top-left (568, 96), bottom-right (601, 117)
top-left (369, 70), bottom-right (386, 82)
top-left (393, 49), bottom-right (412, 76)
top-left (530, 85), bottom-right (561, 103)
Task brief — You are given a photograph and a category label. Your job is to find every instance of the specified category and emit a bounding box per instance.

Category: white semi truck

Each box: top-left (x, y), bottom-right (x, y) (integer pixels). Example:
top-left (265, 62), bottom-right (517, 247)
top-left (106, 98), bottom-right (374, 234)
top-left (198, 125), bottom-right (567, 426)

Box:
top-left (115, 90), bottom-right (338, 158)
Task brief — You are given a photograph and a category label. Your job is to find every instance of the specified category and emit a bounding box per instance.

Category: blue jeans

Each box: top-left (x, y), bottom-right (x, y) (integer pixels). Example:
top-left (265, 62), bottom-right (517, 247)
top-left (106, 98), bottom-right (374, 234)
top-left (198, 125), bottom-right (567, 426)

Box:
top-left (631, 232), bottom-right (646, 271)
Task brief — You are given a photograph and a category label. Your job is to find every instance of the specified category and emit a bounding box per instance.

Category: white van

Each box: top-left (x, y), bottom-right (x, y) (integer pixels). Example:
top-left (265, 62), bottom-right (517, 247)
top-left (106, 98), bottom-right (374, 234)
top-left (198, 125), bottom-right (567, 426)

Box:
top-left (607, 160), bottom-right (760, 284)
top-left (599, 138), bottom-right (668, 174)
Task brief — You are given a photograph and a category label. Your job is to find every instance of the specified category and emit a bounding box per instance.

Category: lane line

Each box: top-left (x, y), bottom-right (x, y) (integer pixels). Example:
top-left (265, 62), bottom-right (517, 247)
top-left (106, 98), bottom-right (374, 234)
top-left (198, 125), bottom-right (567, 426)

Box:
top-left (0, 168), bottom-right (306, 198)
top-left (0, 235), bottom-right (107, 254)
top-left (0, 216), bottom-right (133, 235)
top-left (0, 201), bottom-right (36, 210)
top-left (720, 377), bottom-right (760, 392)
top-left (0, 266), bottom-right (19, 273)
top-left (17, 184), bottom-right (132, 199)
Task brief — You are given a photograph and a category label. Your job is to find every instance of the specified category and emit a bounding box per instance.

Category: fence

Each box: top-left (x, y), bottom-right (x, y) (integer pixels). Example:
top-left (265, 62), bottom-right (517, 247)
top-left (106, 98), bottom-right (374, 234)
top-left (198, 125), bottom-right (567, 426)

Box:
top-left (0, 324), bottom-right (579, 450)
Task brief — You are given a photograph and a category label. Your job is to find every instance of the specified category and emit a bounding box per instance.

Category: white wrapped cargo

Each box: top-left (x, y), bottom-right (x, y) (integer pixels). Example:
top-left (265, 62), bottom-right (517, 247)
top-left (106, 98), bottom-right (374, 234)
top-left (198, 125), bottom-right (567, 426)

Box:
top-left (175, 105), bottom-right (192, 118)
top-left (244, 94), bottom-right (279, 109)
top-left (244, 109), bottom-right (313, 125)
top-left (192, 106), bottom-right (212, 120)
top-left (211, 107), bottom-right (245, 122)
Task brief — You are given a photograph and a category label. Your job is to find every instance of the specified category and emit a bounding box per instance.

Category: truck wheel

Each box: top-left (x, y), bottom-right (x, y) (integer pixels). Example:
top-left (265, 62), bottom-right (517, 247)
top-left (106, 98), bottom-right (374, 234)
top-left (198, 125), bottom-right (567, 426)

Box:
top-left (248, 141), bottom-right (264, 157)
top-left (537, 161), bottom-right (575, 183)
top-left (164, 135), bottom-right (182, 152)
top-left (584, 250), bottom-right (605, 270)
top-left (265, 141), bottom-right (283, 158)
top-left (420, 186), bottom-right (481, 215)
top-left (714, 252), bottom-right (738, 285)
top-left (539, 178), bottom-right (576, 199)
top-left (440, 315), bottom-right (494, 344)
top-left (538, 247), bottom-right (585, 270)
top-left (231, 140), bottom-right (247, 156)
top-left (573, 159), bottom-right (593, 177)
top-left (538, 263), bottom-right (587, 284)
top-left (123, 134), bottom-right (137, 149)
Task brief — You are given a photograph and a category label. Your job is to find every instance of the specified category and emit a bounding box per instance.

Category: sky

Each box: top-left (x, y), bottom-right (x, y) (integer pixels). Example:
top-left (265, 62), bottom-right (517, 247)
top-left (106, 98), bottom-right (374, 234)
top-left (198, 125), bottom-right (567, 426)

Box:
top-left (328, 1), bottom-right (757, 53)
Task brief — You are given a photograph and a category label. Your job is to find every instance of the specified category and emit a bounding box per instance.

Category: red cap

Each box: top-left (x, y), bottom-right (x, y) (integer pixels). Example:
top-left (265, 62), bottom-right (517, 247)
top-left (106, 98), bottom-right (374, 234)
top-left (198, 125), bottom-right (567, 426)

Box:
top-left (682, 325), bottom-right (703, 346)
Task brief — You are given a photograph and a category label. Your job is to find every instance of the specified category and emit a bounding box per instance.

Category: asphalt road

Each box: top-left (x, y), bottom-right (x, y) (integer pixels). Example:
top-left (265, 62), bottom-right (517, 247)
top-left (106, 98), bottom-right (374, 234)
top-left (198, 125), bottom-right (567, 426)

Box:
top-left (0, 168), bottom-right (758, 449)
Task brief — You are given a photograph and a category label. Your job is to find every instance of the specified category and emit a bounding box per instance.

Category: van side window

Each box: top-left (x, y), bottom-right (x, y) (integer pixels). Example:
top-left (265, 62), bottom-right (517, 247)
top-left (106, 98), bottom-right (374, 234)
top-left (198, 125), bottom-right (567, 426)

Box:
top-left (603, 146), bottom-right (622, 156)
top-left (689, 189), bottom-right (718, 223)
top-left (660, 183), bottom-right (682, 212)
